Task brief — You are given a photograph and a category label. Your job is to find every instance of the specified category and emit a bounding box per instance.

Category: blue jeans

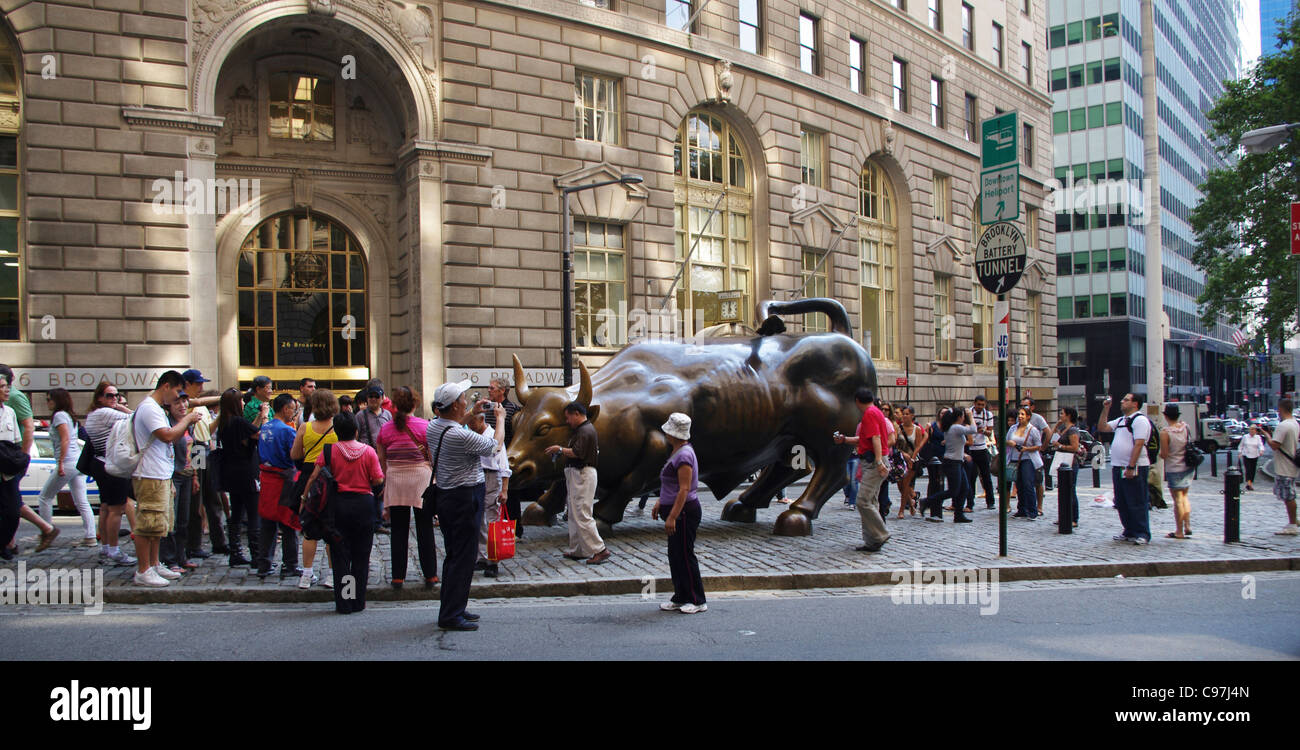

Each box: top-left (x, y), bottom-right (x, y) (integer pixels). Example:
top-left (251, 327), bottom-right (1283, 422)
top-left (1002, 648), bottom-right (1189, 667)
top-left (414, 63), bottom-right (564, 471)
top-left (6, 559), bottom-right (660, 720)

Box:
top-left (1111, 465), bottom-right (1150, 541)
top-left (1015, 460), bottom-right (1039, 518)
top-left (844, 456), bottom-right (860, 505)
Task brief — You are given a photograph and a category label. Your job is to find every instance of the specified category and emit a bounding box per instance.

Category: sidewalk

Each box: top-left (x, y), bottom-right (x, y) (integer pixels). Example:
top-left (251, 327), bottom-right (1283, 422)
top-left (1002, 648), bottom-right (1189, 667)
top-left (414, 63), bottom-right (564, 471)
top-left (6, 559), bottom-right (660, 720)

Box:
top-left (7, 468), bottom-right (1298, 603)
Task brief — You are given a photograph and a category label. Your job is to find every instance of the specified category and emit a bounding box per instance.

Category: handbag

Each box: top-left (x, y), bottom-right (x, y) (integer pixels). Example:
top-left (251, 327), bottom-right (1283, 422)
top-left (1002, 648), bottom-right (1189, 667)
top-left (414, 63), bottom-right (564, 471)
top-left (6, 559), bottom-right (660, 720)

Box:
top-left (423, 425), bottom-right (456, 510)
top-left (0, 440), bottom-right (30, 477)
top-left (290, 424), bottom-right (334, 501)
top-left (76, 423), bottom-right (100, 479)
top-left (486, 503), bottom-right (516, 563)
top-left (1003, 460), bottom-right (1019, 483)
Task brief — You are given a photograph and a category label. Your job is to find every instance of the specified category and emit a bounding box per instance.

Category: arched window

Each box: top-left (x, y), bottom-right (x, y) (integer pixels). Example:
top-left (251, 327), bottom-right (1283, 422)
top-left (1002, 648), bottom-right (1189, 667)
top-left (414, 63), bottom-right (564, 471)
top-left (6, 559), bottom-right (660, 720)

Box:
top-left (859, 160), bottom-right (898, 365)
top-left (0, 34), bottom-right (20, 340)
top-left (971, 202), bottom-right (995, 372)
top-left (672, 111), bottom-right (751, 333)
top-left (236, 211), bottom-right (368, 381)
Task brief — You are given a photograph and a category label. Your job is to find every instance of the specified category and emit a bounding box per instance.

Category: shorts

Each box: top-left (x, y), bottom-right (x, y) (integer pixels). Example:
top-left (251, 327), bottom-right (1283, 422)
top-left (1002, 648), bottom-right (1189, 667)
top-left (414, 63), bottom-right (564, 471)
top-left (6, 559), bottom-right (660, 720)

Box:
top-left (98, 471), bottom-right (133, 507)
top-left (1274, 476), bottom-right (1296, 503)
top-left (132, 477), bottom-right (174, 538)
top-left (1165, 469), bottom-right (1192, 491)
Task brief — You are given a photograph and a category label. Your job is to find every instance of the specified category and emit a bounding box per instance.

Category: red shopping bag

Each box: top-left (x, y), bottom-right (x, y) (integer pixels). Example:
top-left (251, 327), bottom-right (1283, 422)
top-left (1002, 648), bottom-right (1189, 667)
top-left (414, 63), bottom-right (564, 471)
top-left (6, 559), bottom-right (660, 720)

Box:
top-left (487, 504), bottom-right (516, 563)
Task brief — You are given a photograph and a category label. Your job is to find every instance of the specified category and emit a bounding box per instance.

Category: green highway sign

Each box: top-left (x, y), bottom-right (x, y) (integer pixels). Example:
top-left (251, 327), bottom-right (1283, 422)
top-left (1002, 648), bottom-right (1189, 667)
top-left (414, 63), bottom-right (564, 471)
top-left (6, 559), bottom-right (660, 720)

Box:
top-left (981, 111), bottom-right (1018, 170)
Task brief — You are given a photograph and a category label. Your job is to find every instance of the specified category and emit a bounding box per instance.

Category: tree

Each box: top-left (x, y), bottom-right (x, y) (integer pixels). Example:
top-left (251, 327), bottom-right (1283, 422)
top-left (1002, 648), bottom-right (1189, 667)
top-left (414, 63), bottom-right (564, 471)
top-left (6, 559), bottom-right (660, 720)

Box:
top-left (1192, 13), bottom-right (1300, 346)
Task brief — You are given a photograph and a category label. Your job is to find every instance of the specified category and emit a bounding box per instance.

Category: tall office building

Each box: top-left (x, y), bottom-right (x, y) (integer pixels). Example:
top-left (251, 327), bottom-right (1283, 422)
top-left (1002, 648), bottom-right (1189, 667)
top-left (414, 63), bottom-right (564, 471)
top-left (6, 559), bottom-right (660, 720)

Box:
top-left (1261, 0), bottom-right (1298, 53)
top-left (1050, 0), bottom-right (1244, 425)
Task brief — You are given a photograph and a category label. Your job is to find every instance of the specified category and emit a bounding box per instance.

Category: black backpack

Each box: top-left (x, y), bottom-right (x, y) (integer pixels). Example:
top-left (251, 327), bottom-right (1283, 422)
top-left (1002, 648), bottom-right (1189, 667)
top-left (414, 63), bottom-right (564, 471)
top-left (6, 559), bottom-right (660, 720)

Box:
top-left (300, 444), bottom-right (343, 544)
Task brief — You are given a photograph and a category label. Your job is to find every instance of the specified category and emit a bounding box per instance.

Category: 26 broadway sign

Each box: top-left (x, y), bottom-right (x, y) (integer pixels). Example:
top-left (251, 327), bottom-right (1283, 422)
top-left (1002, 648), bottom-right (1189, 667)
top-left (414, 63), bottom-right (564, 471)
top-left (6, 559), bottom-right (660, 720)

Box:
top-left (974, 222), bottom-right (1027, 295)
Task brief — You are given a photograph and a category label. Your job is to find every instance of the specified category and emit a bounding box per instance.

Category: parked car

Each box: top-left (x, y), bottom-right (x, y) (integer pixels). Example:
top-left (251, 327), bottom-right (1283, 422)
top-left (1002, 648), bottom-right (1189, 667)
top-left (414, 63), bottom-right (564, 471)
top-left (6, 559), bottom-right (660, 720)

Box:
top-left (22, 431), bottom-right (100, 513)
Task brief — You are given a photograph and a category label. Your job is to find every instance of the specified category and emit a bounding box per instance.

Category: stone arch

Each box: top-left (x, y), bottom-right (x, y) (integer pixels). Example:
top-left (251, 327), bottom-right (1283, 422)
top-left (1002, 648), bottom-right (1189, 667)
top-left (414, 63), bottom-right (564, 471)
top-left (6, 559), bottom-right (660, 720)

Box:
top-left (212, 189), bottom-right (393, 387)
top-left (192, 0), bottom-right (436, 141)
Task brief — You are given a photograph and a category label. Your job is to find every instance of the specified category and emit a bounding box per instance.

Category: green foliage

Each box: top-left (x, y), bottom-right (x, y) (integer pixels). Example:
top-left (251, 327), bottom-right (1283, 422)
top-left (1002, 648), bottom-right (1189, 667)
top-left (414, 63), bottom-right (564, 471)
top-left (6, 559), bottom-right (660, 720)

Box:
top-left (1192, 13), bottom-right (1300, 347)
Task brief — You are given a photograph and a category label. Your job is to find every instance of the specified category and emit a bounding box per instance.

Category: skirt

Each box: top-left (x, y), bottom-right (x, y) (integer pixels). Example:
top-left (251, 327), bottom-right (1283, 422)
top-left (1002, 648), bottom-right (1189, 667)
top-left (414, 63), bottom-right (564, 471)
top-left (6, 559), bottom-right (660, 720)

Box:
top-left (1165, 468), bottom-right (1193, 490)
top-left (384, 460), bottom-right (432, 509)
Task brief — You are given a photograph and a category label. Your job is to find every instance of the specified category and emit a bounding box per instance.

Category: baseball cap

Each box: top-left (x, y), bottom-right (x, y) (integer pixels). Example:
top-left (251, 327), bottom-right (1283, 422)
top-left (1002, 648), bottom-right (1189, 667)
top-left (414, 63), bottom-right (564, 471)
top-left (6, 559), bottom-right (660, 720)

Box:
top-left (182, 369), bottom-right (210, 384)
top-left (368, 385), bottom-right (384, 398)
top-left (432, 379), bottom-right (472, 410)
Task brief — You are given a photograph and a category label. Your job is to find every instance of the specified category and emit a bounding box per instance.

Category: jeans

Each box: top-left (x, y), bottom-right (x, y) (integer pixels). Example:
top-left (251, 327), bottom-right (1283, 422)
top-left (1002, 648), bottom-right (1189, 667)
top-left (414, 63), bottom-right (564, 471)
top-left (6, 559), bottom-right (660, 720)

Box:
top-left (187, 467), bottom-right (226, 553)
top-left (390, 505), bottom-right (437, 581)
top-left (1111, 465), bottom-right (1151, 541)
top-left (1015, 460), bottom-right (1039, 518)
top-left (437, 483), bottom-right (484, 626)
top-left (969, 448), bottom-right (994, 504)
top-left (256, 518), bottom-right (299, 573)
top-left (844, 456), bottom-right (860, 505)
top-left (160, 473), bottom-right (194, 566)
top-left (925, 458), bottom-right (968, 518)
top-left (666, 502), bottom-right (705, 606)
top-left (328, 491), bottom-right (376, 613)
top-left (877, 478), bottom-right (890, 519)
top-left (226, 488), bottom-right (260, 559)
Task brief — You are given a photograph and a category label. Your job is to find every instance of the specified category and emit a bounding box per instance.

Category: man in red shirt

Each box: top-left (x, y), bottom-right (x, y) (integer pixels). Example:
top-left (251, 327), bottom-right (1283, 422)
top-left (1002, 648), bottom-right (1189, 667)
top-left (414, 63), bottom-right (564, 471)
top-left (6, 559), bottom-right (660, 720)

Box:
top-left (833, 388), bottom-right (891, 552)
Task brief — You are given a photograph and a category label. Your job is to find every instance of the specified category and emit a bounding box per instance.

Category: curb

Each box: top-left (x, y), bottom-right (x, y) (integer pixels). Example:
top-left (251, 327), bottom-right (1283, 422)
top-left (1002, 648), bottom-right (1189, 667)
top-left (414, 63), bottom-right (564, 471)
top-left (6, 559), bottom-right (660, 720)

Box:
top-left (100, 556), bottom-right (1300, 604)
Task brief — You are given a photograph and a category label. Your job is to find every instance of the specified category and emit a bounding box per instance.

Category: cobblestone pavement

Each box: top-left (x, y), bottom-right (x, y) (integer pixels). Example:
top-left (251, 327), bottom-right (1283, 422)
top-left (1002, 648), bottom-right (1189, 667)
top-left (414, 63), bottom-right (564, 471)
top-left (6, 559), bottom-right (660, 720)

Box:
top-left (6, 469), bottom-right (1298, 600)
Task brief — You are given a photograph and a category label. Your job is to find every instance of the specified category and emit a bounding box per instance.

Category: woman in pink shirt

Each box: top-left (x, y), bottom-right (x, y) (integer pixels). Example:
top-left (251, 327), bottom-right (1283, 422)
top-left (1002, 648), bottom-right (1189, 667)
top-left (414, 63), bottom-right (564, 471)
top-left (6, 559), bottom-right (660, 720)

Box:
top-left (376, 387), bottom-right (438, 590)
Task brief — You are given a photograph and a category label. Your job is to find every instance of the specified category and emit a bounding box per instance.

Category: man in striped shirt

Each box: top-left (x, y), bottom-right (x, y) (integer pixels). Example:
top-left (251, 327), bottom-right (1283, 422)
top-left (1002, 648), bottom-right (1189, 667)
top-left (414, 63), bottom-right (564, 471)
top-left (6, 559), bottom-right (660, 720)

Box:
top-left (428, 379), bottom-right (504, 632)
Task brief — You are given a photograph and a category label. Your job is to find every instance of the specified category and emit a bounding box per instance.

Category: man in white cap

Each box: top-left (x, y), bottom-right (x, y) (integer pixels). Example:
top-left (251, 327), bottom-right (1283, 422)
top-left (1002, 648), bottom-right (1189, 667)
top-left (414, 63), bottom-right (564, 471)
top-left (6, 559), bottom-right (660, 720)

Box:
top-left (428, 379), bottom-right (504, 631)
top-left (546, 400), bottom-right (610, 565)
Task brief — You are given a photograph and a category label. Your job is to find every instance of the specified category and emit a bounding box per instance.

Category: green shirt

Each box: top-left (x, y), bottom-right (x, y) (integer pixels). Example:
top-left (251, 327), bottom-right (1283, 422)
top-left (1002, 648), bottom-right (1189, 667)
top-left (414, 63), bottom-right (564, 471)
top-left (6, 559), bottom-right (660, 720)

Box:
top-left (243, 397), bottom-right (265, 424)
top-left (8, 388), bottom-right (32, 422)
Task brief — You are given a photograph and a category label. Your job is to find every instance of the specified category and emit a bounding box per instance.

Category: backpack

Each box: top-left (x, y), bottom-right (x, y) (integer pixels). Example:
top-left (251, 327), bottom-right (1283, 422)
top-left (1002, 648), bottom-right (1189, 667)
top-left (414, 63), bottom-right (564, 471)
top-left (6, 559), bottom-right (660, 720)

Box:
top-left (104, 409), bottom-right (153, 478)
top-left (300, 444), bottom-right (343, 544)
top-left (1119, 414), bottom-right (1159, 464)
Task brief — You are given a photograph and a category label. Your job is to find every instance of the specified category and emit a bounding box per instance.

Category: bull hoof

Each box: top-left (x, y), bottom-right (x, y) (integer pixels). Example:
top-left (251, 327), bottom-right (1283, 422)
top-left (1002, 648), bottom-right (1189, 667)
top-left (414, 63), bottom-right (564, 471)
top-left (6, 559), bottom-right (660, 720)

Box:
top-left (522, 502), bottom-right (554, 527)
top-left (721, 499), bottom-right (756, 523)
top-left (773, 508), bottom-right (812, 537)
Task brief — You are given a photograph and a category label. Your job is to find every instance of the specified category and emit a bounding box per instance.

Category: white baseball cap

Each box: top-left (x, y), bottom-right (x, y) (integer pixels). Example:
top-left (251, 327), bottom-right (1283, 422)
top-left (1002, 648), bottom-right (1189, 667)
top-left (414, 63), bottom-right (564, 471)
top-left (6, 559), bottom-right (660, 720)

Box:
top-left (432, 379), bottom-right (472, 410)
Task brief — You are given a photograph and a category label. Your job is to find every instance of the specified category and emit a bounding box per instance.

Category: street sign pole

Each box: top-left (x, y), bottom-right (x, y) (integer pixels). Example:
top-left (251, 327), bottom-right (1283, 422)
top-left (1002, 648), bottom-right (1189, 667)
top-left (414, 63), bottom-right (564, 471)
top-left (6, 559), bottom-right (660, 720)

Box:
top-left (995, 297), bottom-right (1010, 557)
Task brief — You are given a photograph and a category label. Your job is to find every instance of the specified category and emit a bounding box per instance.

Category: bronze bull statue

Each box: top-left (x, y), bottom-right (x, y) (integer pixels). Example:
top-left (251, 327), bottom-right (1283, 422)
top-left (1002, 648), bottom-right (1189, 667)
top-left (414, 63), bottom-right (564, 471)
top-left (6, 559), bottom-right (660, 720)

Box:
top-left (506, 298), bottom-right (877, 537)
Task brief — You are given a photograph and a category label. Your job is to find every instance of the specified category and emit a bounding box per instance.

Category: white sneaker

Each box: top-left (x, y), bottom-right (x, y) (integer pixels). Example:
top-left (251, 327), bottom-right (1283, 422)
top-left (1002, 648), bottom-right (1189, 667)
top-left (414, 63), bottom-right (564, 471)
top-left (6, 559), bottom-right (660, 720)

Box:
top-left (133, 568), bottom-right (169, 587)
top-left (659, 601), bottom-right (682, 611)
top-left (298, 571), bottom-right (316, 589)
top-left (106, 549), bottom-right (136, 566)
top-left (153, 564), bottom-right (182, 580)
top-left (679, 603), bottom-right (708, 614)
top-left (320, 573), bottom-right (333, 589)
top-left (1275, 524), bottom-right (1300, 536)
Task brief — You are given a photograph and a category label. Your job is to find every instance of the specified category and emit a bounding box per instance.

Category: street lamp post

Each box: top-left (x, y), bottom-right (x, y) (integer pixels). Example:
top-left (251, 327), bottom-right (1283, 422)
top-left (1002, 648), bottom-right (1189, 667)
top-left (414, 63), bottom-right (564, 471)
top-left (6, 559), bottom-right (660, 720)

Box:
top-left (557, 174), bottom-right (644, 386)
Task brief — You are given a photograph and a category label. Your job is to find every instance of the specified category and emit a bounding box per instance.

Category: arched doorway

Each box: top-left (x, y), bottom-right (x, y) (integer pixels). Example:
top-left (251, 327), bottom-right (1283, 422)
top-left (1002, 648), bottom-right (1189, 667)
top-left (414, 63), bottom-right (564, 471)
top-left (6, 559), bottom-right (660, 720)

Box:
top-left (858, 159), bottom-right (899, 366)
top-left (236, 210), bottom-right (370, 391)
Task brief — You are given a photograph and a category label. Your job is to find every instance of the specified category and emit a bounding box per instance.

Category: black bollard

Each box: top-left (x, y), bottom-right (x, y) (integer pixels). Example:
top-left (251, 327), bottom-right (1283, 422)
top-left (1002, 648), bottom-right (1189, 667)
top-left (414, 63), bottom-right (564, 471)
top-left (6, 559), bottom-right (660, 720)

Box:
top-left (1057, 465), bottom-right (1072, 534)
top-left (1045, 460), bottom-right (1053, 490)
top-left (1210, 448), bottom-right (1218, 477)
top-left (1224, 462), bottom-right (1241, 544)
top-left (1092, 456), bottom-right (1101, 488)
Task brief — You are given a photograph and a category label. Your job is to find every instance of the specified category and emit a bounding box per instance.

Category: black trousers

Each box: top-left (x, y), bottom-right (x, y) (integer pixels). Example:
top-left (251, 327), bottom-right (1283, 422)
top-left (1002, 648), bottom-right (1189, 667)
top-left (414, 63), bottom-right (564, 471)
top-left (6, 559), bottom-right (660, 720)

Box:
top-left (1244, 456), bottom-right (1259, 484)
top-left (328, 492), bottom-right (376, 613)
top-left (187, 467), bottom-right (226, 553)
top-left (969, 449), bottom-right (994, 505)
top-left (226, 488), bottom-right (260, 559)
top-left (667, 502), bottom-right (705, 606)
top-left (437, 483), bottom-right (484, 626)
top-left (0, 475), bottom-right (19, 550)
top-left (390, 505), bottom-right (438, 581)
top-left (925, 459), bottom-right (969, 518)
top-left (161, 473), bottom-right (193, 566)
top-left (257, 518), bottom-right (299, 572)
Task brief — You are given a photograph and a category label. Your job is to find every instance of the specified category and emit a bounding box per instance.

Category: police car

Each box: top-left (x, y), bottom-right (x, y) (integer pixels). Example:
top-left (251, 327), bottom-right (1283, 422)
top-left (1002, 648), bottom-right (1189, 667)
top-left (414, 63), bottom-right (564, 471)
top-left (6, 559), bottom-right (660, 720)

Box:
top-left (21, 431), bottom-right (101, 512)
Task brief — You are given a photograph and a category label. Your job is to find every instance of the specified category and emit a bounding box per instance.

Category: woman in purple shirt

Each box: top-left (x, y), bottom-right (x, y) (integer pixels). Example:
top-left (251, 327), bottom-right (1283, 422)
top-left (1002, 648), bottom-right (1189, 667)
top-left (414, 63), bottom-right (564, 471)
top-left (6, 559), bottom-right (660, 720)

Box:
top-left (652, 412), bottom-right (706, 614)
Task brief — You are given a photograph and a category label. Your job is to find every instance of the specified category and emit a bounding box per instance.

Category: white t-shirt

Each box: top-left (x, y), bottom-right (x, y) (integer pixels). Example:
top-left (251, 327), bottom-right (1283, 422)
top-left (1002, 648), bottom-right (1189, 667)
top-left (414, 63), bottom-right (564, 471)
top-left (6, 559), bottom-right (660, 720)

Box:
top-left (1107, 412), bottom-right (1152, 468)
top-left (970, 408), bottom-right (994, 449)
top-left (50, 411), bottom-right (81, 462)
top-left (1239, 433), bottom-right (1265, 459)
top-left (1273, 419), bottom-right (1299, 479)
top-left (132, 396), bottom-right (175, 480)
top-left (0, 404), bottom-right (18, 443)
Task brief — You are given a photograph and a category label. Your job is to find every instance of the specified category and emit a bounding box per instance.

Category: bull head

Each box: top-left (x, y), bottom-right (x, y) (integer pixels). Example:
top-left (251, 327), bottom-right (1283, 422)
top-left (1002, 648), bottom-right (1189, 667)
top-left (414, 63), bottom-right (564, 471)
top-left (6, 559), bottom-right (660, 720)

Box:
top-left (507, 355), bottom-right (598, 487)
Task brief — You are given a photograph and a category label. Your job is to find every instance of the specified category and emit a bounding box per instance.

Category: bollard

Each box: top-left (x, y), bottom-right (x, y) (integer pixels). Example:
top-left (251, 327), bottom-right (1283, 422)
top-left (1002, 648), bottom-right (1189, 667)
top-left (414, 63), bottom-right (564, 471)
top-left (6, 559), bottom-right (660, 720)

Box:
top-left (1044, 459), bottom-right (1053, 490)
top-left (1210, 448), bottom-right (1218, 477)
top-left (1057, 465), bottom-right (1073, 534)
top-left (1092, 456), bottom-right (1101, 488)
top-left (1223, 462), bottom-right (1242, 544)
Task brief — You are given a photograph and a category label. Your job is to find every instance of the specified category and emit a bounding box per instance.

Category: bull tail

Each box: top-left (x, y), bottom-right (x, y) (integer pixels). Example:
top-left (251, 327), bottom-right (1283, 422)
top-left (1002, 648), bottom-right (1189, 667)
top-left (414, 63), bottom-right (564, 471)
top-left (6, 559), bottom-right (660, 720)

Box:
top-left (755, 298), bottom-right (853, 338)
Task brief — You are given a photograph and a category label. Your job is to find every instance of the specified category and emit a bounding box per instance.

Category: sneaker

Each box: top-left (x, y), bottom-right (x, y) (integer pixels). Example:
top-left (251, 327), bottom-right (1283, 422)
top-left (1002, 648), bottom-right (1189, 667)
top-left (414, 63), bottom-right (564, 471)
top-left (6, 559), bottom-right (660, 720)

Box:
top-left (1112, 534), bottom-right (1132, 541)
top-left (1131, 537), bottom-right (1149, 545)
top-left (924, 516), bottom-right (943, 523)
top-left (659, 601), bottom-right (682, 611)
top-left (133, 568), bottom-right (169, 587)
top-left (78, 537), bottom-right (98, 547)
top-left (320, 574), bottom-right (334, 589)
top-left (298, 571), bottom-right (317, 589)
top-left (106, 549), bottom-right (136, 566)
top-left (1275, 525), bottom-right (1300, 536)
top-left (679, 603), bottom-right (707, 614)
top-left (153, 564), bottom-right (182, 580)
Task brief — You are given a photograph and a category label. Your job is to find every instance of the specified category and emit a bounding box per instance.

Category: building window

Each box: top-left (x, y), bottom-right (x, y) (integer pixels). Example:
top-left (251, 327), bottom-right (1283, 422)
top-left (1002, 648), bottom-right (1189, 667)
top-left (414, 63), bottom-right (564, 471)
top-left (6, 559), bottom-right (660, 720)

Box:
top-left (928, 0), bottom-right (942, 31)
top-left (799, 12), bottom-right (820, 74)
top-left (934, 274), bottom-right (954, 361)
top-left (1025, 206), bottom-right (1038, 247)
top-left (1021, 42), bottom-right (1032, 85)
top-left (1022, 123), bottom-right (1033, 166)
top-left (972, 277), bottom-right (995, 371)
top-left (932, 173), bottom-right (950, 224)
top-left (801, 250), bottom-right (829, 332)
top-left (673, 111), bottom-right (752, 334)
top-left (236, 211), bottom-right (368, 378)
top-left (800, 127), bottom-right (824, 187)
top-left (929, 76), bottom-right (945, 128)
top-left (860, 161), bottom-right (899, 365)
top-left (666, 0), bottom-right (692, 32)
top-left (268, 73), bottom-right (334, 142)
top-left (962, 3), bottom-right (974, 49)
top-left (1027, 292), bottom-right (1042, 366)
top-left (849, 35), bottom-right (867, 94)
top-left (964, 93), bottom-right (978, 141)
top-left (991, 22), bottom-right (1003, 68)
top-left (579, 0), bottom-right (611, 6)
top-left (574, 220), bottom-right (627, 349)
top-left (892, 57), bottom-right (908, 112)
top-left (574, 72), bottom-right (620, 144)
top-left (0, 37), bottom-right (17, 341)
top-left (738, 0), bottom-right (761, 53)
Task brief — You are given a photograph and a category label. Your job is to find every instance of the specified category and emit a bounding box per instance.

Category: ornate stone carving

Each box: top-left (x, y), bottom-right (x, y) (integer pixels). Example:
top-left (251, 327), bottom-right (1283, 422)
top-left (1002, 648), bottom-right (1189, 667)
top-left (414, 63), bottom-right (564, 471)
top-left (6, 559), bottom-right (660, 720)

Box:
top-left (348, 96), bottom-right (388, 155)
top-left (347, 192), bottom-right (390, 230)
top-left (293, 169), bottom-right (313, 207)
top-left (192, 0), bottom-right (245, 50)
top-left (715, 59), bottom-right (733, 103)
top-left (882, 121), bottom-right (896, 155)
top-left (0, 103), bottom-right (19, 130)
top-left (308, 0), bottom-right (336, 15)
top-left (220, 84), bottom-right (256, 145)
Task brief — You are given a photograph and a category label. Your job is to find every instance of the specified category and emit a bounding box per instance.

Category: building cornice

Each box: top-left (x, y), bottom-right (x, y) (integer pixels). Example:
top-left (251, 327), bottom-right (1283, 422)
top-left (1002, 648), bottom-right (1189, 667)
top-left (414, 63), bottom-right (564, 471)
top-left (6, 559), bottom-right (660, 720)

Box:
top-left (121, 106), bottom-right (225, 135)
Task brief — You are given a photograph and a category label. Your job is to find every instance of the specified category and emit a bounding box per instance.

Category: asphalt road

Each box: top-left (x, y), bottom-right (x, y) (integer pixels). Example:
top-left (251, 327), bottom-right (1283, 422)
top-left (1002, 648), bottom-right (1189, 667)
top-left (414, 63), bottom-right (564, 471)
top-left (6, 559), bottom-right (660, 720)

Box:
top-left (5, 572), bottom-right (1298, 661)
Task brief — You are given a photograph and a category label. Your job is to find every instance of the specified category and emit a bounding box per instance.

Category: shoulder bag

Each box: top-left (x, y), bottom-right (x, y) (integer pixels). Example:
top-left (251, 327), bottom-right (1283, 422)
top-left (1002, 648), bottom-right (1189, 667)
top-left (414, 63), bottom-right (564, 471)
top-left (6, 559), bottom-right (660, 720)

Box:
top-left (423, 424), bottom-right (456, 511)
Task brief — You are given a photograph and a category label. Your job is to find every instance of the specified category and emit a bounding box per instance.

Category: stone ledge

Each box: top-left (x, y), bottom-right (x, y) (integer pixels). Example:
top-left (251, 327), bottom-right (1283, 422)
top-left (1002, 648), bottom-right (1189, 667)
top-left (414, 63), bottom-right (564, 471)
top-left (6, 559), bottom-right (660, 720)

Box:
top-left (121, 106), bottom-right (223, 134)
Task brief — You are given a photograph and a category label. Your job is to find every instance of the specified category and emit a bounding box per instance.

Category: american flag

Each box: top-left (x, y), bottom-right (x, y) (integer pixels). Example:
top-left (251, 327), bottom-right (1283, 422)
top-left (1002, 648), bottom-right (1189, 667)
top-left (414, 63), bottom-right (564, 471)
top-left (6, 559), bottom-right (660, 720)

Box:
top-left (1232, 329), bottom-right (1247, 348)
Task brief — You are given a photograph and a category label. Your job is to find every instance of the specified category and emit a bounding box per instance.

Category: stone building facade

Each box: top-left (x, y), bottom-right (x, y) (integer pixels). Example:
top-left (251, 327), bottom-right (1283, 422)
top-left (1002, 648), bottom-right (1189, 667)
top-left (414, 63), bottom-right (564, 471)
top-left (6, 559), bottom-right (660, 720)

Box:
top-left (0, 0), bottom-right (1056, 417)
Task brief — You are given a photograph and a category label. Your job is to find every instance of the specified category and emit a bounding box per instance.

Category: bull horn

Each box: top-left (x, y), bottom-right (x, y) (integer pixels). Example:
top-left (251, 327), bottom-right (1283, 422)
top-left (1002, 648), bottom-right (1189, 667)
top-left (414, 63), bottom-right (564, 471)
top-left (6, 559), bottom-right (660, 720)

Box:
top-left (512, 354), bottom-right (531, 403)
top-left (577, 359), bottom-right (592, 408)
